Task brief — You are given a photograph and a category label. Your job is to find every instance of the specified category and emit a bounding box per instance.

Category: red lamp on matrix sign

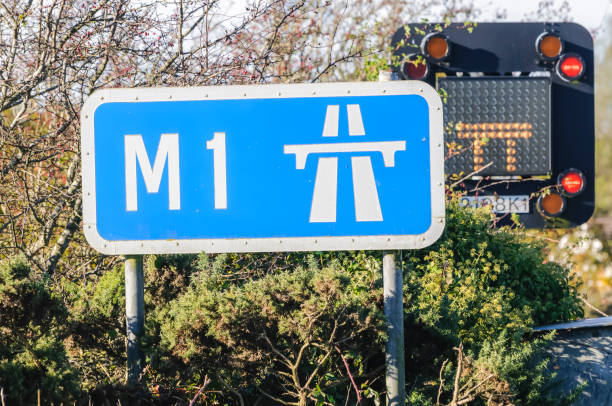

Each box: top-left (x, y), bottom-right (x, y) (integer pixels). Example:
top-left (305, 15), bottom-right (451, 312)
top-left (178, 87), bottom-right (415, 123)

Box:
top-left (558, 169), bottom-right (586, 197)
top-left (556, 54), bottom-right (585, 81)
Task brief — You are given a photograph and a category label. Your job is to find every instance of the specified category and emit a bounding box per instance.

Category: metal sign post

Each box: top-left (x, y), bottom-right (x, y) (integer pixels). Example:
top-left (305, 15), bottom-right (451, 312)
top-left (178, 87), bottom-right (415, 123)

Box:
top-left (378, 72), bottom-right (406, 405)
top-left (124, 255), bottom-right (145, 385)
top-left (383, 252), bottom-right (405, 405)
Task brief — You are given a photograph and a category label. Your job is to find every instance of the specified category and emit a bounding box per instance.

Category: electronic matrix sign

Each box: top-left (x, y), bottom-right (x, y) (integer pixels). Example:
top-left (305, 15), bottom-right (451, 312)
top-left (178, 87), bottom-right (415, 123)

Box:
top-left (391, 22), bottom-right (594, 228)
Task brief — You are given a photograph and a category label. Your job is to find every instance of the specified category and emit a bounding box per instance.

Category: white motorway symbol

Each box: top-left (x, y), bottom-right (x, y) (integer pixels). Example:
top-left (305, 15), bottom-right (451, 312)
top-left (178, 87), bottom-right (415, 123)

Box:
top-left (284, 104), bottom-right (406, 223)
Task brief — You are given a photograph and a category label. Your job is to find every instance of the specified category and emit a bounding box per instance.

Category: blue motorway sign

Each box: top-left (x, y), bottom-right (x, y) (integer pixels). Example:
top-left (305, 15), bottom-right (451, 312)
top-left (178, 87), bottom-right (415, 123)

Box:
top-left (81, 82), bottom-right (444, 254)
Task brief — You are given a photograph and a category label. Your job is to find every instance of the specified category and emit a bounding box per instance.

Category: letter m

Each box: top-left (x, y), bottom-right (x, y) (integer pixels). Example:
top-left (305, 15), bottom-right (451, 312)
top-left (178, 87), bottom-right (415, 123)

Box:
top-left (124, 133), bottom-right (180, 211)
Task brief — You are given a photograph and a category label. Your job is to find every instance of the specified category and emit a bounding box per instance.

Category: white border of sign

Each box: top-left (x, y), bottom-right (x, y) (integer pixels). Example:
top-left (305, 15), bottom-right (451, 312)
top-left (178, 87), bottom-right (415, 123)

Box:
top-left (81, 81), bottom-right (445, 254)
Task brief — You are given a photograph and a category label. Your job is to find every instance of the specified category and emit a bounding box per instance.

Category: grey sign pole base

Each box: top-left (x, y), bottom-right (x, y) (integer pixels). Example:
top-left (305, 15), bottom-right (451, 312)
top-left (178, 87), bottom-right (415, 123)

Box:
top-left (383, 252), bottom-right (405, 405)
top-left (125, 255), bottom-right (145, 385)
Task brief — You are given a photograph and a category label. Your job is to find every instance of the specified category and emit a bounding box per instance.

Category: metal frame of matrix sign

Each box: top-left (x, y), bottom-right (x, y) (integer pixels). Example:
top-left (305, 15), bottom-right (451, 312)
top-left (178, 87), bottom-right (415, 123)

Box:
top-left (80, 82), bottom-right (445, 255)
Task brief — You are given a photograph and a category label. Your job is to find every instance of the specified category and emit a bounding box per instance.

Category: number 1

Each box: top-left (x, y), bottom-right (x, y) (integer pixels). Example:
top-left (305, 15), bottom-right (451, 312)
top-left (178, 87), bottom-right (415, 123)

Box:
top-left (206, 132), bottom-right (227, 209)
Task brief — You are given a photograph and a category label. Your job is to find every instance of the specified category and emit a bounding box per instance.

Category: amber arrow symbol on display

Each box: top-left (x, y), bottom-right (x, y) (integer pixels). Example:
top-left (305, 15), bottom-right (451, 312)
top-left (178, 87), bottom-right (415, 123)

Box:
top-left (456, 122), bottom-right (533, 172)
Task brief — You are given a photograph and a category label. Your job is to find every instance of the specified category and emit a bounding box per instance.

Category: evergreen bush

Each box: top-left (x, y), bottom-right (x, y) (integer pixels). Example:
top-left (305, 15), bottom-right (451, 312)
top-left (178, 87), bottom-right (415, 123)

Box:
top-left (0, 202), bottom-right (583, 404)
top-left (0, 257), bottom-right (79, 403)
top-left (139, 200), bottom-right (583, 404)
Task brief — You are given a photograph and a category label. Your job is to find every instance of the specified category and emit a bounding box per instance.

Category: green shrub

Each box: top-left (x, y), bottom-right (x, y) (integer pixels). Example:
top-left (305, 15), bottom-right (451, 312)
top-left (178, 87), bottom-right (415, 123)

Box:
top-left (0, 257), bottom-right (79, 403)
top-left (404, 198), bottom-right (582, 347)
top-left (141, 199), bottom-right (583, 404)
top-left (0, 199), bottom-right (582, 404)
top-left (401, 198), bottom-right (583, 404)
top-left (152, 253), bottom-right (384, 405)
top-left (61, 266), bottom-right (126, 389)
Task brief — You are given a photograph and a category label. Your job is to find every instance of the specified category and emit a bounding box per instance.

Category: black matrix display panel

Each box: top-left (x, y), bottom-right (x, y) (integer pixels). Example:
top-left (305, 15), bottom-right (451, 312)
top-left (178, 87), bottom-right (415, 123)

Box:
top-left (439, 76), bottom-right (551, 177)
